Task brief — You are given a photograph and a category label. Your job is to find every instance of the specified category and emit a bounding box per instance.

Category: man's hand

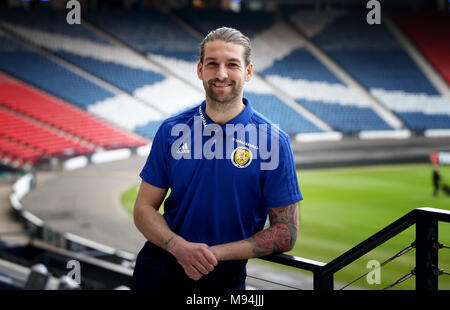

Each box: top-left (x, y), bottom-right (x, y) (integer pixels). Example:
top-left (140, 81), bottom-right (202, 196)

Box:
top-left (166, 235), bottom-right (218, 281)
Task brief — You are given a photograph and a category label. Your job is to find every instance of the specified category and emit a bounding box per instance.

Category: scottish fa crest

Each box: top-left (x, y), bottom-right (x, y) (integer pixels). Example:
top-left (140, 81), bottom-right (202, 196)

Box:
top-left (231, 146), bottom-right (252, 168)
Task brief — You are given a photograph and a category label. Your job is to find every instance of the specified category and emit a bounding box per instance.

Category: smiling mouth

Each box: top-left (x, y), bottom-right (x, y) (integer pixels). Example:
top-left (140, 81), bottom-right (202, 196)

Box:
top-left (211, 81), bottom-right (232, 88)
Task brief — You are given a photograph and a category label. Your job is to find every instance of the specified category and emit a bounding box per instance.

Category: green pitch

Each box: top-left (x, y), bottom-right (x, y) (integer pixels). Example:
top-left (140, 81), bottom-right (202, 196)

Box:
top-left (121, 163), bottom-right (450, 290)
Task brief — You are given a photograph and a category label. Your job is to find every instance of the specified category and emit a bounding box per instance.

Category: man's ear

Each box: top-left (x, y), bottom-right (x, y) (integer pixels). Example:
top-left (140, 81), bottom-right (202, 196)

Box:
top-left (197, 61), bottom-right (203, 80)
top-left (245, 63), bottom-right (253, 82)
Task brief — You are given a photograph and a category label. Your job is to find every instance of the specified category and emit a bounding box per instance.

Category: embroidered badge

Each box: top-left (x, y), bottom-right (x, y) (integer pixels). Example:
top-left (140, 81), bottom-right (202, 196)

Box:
top-left (231, 146), bottom-right (252, 168)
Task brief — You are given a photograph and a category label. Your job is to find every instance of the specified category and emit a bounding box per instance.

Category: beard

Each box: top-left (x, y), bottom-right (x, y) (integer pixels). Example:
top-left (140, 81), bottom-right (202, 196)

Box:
top-left (203, 79), bottom-right (243, 105)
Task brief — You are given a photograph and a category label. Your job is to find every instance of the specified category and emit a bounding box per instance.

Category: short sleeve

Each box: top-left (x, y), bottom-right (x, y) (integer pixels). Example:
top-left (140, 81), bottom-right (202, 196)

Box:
top-left (262, 133), bottom-right (303, 208)
top-left (139, 124), bottom-right (170, 189)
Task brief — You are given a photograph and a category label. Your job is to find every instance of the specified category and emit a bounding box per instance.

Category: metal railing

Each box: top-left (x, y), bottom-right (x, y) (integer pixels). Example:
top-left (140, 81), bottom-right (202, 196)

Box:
top-left (260, 207), bottom-right (450, 290)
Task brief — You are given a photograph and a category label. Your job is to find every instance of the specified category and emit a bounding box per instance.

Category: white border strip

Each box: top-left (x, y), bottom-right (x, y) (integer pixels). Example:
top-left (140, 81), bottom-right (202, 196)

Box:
top-left (63, 156), bottom-right (88, 171)
top-left (8, 192), bottom-right (22, 212)
top-left (359, 129), bottom-right (411, 140)
top-left (12, 173), bottom-right (34, 201)
top-left (136, 143), bottom-right (152, 157)
top-left (424, 129), bottom-right (450, 138)
top-left (63, 232), bottom-right (117, 255)
top-left (91, 148), bottom-right (131, 164)
top-left (437, 152), bottom-right (450, 165)
top-left (21, 210), bottom-right (44, 228)
top-left (295, 131), bottom-right (343, 143)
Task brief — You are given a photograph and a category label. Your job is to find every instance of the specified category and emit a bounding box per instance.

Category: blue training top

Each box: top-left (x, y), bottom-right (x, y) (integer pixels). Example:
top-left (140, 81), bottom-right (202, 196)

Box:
top-left (139, 98), bottom-right (303, 246)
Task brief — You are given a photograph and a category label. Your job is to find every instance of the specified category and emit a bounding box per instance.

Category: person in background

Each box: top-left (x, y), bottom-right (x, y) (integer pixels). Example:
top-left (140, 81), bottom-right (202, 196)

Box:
top-left (432, 165), bottom-right (441, 196)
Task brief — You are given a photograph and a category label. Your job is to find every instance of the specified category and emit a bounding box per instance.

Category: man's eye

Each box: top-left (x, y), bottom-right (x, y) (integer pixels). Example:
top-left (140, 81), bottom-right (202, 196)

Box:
top-left (207, 62), bottom-right (218, 66)
top-left (228, 63), bottom-right (238, 67)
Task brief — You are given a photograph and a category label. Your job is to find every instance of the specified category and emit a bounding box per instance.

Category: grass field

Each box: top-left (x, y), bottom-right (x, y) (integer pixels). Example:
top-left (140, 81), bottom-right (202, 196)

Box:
top-left (121, 163), bottom-right (450, 290)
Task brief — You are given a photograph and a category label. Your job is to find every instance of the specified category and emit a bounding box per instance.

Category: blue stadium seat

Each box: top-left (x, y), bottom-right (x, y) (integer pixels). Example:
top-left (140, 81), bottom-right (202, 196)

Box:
top-left (0, 8), bottom-right (111, 44)
top-left (0, 37), bottom-right (114, 109)
top-left (177, 9), bottom-right (395, 134)
top-left (299, 99), bottom-right (392, 133)
top-left (0, 8), bottom-right (167, 99)
top-left (85, 9), bottom-right (200, 62)
top-left (398, 112), bottom-right (450, 131)
top-left (175, 9), bottom-right (277, 38)
top-left (58, 52), bottom-right (165, 94)
top-left (299, 9), bottom-right (450, 131)
top-left (261, 49), bottom-right (341, 83)
top-left (135, 120), bottom-right (165, 140)
top-left (245, 93), bottom-right (322, 134)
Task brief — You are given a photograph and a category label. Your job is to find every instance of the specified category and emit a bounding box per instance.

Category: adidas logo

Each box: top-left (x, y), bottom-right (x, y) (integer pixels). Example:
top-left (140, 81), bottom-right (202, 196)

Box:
top-left (177, 143), bottom-right (190, 154)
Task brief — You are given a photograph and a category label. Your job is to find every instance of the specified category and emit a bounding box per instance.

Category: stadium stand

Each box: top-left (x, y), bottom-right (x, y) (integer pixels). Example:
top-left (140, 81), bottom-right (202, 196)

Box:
top-left (0, 7), bottom-right (207, 138)
top-left (290, 9), bottom-right (450, 132)
top-left (244, 93), bottom-right (323, 133)
top-left (84, 8), bottom-right (324, 135)
top-left (390, 11), bottom-right (450, 87)
top-left (85, 8), bottom-right (201, 62)
top-left (0, 30), bottom-right (112, 109)
top-left (0, 73), bottom-right (147, 150)
top-left (0, 27), bottom-right (164, 139)
top-left (0, 8), bottom-right (167, 98)
top-left (176, 9), bottom-right (393, 134)
top-left (0, 107), bottom-right (95, 157)
top-left (84, 8), bottom-right (206, 111)
top-left (0, 136), bottom-right (42, 168)
top-left (259, 46), bottom-right (393, 133)
top-left (175, 8), bottom-right (277, 39)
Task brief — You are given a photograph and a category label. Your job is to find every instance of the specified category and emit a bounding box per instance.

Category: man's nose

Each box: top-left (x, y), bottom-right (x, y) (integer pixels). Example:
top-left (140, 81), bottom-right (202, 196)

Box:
top-left (215, 64), bottom-right (228, 80)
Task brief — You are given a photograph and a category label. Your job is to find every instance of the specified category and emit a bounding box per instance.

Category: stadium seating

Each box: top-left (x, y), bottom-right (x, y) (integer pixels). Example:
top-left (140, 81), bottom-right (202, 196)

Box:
top-left (244, 93), bottom-right (322, 134)
top-left (0, 107), bottom-right (95, 157)
top-left (291, 9), bottom-right (450, 132)
top-left (260, 47), bottom-right (393, 133)
top-left (0, 31), bottom-right (114, 109)
top-left (85, 8), bottom-right (201, 61)
top-left (1, 7), bottom-right (448, 137)
top-left (391, 11), bottom-right (450, 87)
top-left (83, 8), bottom-right (206, 116)
top-left (0, 136), bottom-right (43, 167)
top-left (84, 8), bottom-right (324, 135)
top-left (0, 8), bottom-right (167, 96)
top-left (0, 73), bottom-right (147, 150)
top-left (0, 27), bottom-right (165, 139)
top-left (177, 9), bottom-right (392, 134)
top-left (0, 8), bottom-right (207, 138)
top-left (0, 8), bottom-right (111, 44)
top-left (175, 9), bottom-right (277, 39)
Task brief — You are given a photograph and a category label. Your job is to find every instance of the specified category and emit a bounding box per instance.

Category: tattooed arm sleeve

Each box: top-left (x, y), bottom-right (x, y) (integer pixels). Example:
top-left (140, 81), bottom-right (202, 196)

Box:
top-left (209, 203), bottom-right (299, 261)
top-left (245, 203), bottom-right (299, 257)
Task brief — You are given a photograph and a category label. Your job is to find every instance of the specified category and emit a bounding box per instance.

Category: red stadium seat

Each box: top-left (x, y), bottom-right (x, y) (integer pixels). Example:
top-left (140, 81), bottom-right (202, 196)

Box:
top-left (0, 107), bottom-right (95, 157)
top-left (0, 136), bottom-right (43, 165)
top-left (0, 73), bottom-right (148, 152)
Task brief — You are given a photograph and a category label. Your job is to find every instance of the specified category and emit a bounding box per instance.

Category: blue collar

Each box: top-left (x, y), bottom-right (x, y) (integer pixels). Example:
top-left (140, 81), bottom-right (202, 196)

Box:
top-left (199, 98), bottom-right (254, 132)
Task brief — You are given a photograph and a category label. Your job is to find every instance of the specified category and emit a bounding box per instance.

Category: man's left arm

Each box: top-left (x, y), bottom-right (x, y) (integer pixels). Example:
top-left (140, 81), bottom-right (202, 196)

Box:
top-left (209, 203), bottom-right (299, 261)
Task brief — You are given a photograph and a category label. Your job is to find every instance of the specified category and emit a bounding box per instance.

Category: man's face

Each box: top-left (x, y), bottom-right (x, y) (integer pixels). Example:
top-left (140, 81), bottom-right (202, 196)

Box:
top-left (197, 40), bottom-right (253, 104)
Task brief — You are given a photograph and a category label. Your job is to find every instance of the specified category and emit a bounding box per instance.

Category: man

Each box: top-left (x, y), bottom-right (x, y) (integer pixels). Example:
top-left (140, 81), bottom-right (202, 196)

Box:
top-left (432, 165), bottom-right (441, 196)
top-left (131, 27), bottom-right (302, 290)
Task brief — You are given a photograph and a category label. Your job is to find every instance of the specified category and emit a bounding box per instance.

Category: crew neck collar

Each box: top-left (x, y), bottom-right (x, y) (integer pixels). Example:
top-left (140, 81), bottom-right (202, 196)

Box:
top-left (199, 98), bottom-right (254, 130)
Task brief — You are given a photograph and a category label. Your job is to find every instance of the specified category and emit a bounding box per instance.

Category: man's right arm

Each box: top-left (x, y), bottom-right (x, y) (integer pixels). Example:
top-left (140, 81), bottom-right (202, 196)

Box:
top-left (133, 180), bottom-right (217, 280)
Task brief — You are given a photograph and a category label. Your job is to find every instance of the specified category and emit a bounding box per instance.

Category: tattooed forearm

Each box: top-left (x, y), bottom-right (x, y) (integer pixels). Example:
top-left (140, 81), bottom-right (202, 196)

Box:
top-left (246, 203), bottom-right (299, 257)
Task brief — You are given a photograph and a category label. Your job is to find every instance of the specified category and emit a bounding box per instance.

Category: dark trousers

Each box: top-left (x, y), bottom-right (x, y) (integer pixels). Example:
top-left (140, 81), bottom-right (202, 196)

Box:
top-left (131, 241), bottom-right (247, 290)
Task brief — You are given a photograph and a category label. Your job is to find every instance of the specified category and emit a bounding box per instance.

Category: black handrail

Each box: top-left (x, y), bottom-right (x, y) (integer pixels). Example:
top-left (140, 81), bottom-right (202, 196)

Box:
top-left (260, 207), bottom-right (450, 290)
